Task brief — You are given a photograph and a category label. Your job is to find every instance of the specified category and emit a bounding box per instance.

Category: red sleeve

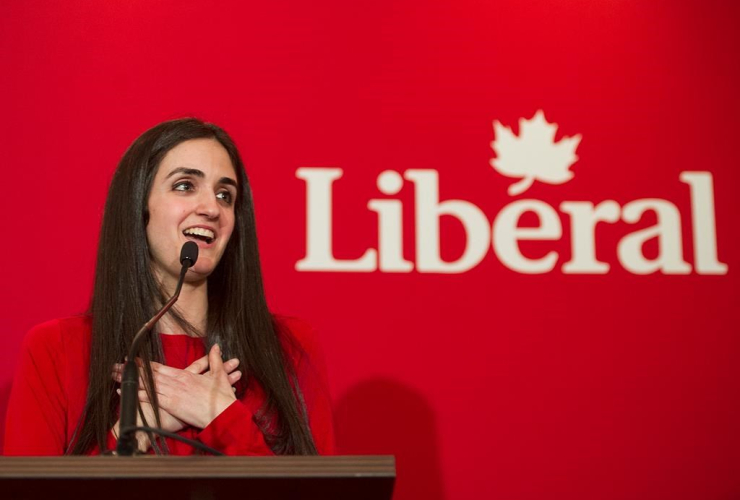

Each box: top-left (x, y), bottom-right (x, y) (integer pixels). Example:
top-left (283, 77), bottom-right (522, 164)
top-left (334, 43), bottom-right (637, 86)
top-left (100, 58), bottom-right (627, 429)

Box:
top-left (196, 403), bottom-right (273, 455)
top-left (196, 317), bottom-right (336, 455)
top-left (196, 384), bottom-right (275, 455)
top-left (4, 321), bottom-right (69, 456)
top-left (4, 318), bottom-right (118, 456)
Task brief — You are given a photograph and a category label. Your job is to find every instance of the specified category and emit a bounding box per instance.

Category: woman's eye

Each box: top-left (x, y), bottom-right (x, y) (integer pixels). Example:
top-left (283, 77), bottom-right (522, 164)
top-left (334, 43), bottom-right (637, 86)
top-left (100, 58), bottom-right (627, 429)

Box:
top-left (217, 191), bottom-right (233, 204)
top-left (173, 180), bottom-right (194, 191)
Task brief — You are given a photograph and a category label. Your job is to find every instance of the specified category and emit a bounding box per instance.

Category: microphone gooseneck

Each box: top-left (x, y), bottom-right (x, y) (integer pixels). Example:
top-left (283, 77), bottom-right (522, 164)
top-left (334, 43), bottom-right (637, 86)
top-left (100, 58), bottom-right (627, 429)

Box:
top-left (116, 241), bottom-right (199, 456)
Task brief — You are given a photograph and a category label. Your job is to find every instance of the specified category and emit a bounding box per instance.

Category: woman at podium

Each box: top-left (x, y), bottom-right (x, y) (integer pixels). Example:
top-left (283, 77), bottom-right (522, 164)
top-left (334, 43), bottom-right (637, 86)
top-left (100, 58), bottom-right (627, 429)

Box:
top-left (4, 118), bottom-right (335, 456)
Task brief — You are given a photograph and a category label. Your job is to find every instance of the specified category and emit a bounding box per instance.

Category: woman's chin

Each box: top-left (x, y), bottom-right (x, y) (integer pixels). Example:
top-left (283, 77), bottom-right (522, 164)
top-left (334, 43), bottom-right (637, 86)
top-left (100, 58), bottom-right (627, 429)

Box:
top-left (185, 261), bottom-right (217, 281)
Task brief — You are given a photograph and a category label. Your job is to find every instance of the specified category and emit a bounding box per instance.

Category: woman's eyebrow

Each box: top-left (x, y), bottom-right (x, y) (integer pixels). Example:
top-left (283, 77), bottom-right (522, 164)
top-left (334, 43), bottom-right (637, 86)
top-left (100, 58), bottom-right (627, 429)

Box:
top-left (165, 167), bottom-right (204, 179)
top-left (165, 167), bottom-right (236, 187)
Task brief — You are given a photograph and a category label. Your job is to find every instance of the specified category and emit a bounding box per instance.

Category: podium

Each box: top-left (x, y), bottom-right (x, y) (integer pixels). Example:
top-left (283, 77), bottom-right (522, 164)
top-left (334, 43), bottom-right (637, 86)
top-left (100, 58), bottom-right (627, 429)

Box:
top-left (0, 455), bottom-right (396, 500)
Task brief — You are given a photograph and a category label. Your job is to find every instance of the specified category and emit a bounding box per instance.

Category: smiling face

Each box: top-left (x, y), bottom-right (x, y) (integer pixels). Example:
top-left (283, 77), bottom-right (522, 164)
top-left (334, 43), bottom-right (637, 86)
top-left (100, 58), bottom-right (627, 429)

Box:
top-left (146, 138), bottom-right (238, 285)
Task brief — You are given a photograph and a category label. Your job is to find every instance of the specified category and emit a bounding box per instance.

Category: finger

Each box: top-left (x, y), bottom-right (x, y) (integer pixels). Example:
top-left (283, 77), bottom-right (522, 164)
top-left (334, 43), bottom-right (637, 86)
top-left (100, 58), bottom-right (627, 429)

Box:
top-left (138, 389), bottom-right (175, 413)
top-left (112, 364), bottom-right (144, 387)
top-left (138, 389), bottom-right (150, 404)
top-left (209, 344), bottom-right (224, 374)
top-left (227, 370), bottom-right (242, 385)
top-left (118, 359), bottom-right (141, 374)
top-left (223, 358), bottom-right (240, 373)
top-left (149, 363), bottom-right (182, 378)
top-left (184, 355), bottom-right (209, 374)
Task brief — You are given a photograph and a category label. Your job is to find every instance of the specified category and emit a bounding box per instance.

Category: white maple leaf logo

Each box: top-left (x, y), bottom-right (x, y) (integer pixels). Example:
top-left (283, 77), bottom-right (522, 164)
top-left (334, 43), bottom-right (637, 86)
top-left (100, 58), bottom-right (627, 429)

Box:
top-left (490, 110), bottom-right (582, 196)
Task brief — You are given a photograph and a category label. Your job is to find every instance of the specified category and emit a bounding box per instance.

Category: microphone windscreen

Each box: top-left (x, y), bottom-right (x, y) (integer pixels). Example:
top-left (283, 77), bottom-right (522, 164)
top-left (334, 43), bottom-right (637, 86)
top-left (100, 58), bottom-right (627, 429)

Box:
top-left (180, 241), bottom-right (199, 267)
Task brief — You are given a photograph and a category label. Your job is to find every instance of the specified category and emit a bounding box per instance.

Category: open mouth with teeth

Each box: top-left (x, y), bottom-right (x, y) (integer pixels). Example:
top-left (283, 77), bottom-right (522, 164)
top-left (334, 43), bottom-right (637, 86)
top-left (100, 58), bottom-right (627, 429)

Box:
top-left (183, 227), bottom-right (215, 244)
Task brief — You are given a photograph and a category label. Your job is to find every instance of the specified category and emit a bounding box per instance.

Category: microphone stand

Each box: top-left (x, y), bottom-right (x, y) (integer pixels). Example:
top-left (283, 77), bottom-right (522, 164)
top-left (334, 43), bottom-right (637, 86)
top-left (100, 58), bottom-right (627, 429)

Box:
top-left (116, 244), bottom-right (197, 456)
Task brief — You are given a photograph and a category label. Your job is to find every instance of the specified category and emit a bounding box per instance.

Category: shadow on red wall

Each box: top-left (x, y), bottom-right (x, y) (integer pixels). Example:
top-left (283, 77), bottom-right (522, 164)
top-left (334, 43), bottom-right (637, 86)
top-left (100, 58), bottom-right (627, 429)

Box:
top-left (334, 379), bottom-right (444, 500)
top-left (0, 381), bottom-right (11, 454)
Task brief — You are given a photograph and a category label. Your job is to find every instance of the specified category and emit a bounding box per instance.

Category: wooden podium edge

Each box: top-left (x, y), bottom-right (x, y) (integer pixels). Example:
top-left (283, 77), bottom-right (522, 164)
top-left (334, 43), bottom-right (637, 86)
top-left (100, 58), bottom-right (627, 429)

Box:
top-left (0, 455), bottom-right (396, 479)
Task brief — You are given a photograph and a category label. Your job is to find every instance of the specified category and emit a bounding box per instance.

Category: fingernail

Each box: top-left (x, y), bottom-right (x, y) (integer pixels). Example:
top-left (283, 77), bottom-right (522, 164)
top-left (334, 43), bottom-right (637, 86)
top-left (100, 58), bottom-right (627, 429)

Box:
top-left (214, 344), bottom-right (221, 354)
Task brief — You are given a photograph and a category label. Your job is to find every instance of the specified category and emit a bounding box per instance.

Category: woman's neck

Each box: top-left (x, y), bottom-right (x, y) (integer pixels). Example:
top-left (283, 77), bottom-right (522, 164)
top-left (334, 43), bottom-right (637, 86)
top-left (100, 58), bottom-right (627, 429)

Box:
top-left (154, 273), bottom-right (208, 336)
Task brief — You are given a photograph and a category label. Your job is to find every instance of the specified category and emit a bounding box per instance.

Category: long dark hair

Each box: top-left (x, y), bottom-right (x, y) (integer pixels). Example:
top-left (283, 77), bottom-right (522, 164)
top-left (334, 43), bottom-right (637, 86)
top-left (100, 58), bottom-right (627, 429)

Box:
top-left (69, 118), bottom-right (317, 455)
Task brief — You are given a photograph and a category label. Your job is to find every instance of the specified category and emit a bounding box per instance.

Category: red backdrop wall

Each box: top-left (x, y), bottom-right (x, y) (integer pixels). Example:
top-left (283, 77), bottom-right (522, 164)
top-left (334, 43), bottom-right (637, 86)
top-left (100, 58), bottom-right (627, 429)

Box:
top-left (1, 1), bottom-right (739, 499)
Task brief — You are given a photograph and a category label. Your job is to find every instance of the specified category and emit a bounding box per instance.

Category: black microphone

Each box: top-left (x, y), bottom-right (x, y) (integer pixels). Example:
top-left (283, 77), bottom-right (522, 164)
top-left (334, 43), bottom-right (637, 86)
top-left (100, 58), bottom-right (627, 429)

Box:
top-left (116, 241), bottom-right (198, 456)
top-left (180, 240), bottom-right (199, 268)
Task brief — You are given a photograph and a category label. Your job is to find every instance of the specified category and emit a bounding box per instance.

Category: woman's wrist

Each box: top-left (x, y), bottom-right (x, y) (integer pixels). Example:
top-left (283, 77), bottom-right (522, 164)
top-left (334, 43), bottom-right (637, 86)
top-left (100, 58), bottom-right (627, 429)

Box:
top-left (112, 418), bottom-right (151, 453)
top-left (201, 395), bottom-right (237, 429)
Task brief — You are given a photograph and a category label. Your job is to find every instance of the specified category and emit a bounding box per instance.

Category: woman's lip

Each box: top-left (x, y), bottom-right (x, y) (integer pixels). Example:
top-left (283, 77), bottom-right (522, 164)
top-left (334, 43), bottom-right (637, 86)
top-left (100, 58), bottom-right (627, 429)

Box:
top-left (183, 235), bottom-right (216, 249)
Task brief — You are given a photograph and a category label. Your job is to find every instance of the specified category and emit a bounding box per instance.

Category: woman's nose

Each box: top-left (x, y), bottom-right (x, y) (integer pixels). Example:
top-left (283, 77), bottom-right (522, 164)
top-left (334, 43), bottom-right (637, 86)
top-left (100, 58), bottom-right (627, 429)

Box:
top-left (195, 193), bottom-right (220, 219)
